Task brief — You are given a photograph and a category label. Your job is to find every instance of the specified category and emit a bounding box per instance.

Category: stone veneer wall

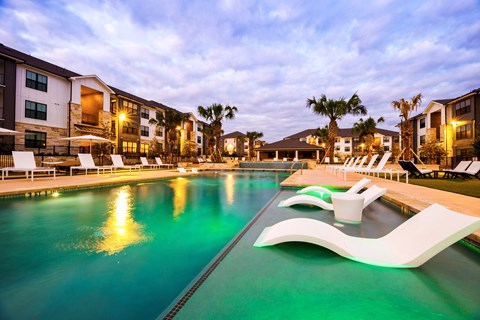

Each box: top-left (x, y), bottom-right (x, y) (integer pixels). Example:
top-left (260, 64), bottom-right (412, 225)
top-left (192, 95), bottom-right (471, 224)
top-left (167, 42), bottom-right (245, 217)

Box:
top-left (14, 122), bottom-right (68, 153)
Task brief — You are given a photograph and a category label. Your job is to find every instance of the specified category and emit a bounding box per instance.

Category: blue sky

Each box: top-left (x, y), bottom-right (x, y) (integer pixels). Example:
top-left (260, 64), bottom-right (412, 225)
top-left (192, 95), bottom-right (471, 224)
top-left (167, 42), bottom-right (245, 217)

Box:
top-left (1, 0), bottom-right (479, 142)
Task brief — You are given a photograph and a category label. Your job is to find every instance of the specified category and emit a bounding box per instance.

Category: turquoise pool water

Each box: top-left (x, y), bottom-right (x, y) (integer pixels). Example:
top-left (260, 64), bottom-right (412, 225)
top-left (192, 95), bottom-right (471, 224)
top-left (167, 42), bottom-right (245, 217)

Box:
top-left (0, 171), bottom-right (288, 319)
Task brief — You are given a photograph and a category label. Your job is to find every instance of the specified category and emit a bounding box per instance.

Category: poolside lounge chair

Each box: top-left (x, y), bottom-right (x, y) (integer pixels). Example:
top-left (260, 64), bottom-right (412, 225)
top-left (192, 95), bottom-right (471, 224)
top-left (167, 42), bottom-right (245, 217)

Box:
top-left (2, 151), bottom-right (56, 181)
top-left (155, 157), bottom-right (174, 169)
top-left (177, 167), bottom-right (198, 173)
top-left (297, 177), bottom-right (371, 197)
top-left (254, 203), bottom-right (480, 268)
top-left (330, 157), bottom-right (356, 175)
top-left (70, 153), bottom-right (112, 176)
top-left (110, 154), bottom-right (141, 174)
top-left (139, 157), bottom-right (159, 170)
top-left (401, 160), bottom-right (432, 178)
top-left (279, 185), bottom-right (386, 210)
top-left (344, 152), bottom-right (391, 180)
top-left (337, 155), bottom-right (368, 178)
top-left (442, 160), bottom-right (472, 179)
top-left (455, 161), bottom-right (480, 179)
top-left (326, 157), bottom-right (350, 173)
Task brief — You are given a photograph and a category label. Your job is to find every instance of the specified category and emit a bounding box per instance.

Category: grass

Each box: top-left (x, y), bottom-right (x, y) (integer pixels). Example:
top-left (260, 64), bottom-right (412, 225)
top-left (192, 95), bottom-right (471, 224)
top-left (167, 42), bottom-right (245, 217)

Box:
top-left (399, 176), bottom-right (480, 198)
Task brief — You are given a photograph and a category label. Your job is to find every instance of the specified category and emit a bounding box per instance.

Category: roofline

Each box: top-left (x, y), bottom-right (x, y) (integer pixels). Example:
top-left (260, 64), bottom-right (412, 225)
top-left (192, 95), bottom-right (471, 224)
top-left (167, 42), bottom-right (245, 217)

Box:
top-left (69, 75), bottom-right (115, 94)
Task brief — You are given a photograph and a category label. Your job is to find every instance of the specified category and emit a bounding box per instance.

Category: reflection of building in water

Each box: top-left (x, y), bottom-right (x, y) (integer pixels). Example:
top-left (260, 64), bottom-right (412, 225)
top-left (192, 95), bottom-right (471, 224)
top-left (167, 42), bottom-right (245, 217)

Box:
top-left (225, 174), bottom-right (235, 205)
top-left (96, 186), bottom-right (147, 255)
top-left (169, 178), bottom-right (189, 218)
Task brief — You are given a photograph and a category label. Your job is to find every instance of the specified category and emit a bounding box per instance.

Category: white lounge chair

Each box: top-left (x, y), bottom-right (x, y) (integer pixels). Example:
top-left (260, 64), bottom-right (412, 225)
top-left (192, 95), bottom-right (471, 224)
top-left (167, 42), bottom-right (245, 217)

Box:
top-left (340, 154), bottom-right (379, 180)
top-left (2, 151), bottom-right (56, 181)
top-left (110, 154), bottom-right (140, 174)
top-left (139, 157), bottom-right (159, 170)
top-left (337, 155), bottom-right (368, 178)
top-left (328, 157), bottom-right (355, 175)
top-left (177, 167), bottom-right (199, 173)
top-left (155, 157), bottom-right (174, 169)
top-left (297, 177), bottom-right (371, 197)
top-left (442, 160), bottom-right (471, 178)
top-left (70, 153), bottom-right (112, 176)
top-left (326, 157), bottom-right (349, 173)
top-left (279, 185), bottom-right (386, 210)
top-left (345, 152), bottom-right (392, 180)
top-left (455, 161), bottom-right (480, 179)
top-left (254, 203), bottom-right (480, 268)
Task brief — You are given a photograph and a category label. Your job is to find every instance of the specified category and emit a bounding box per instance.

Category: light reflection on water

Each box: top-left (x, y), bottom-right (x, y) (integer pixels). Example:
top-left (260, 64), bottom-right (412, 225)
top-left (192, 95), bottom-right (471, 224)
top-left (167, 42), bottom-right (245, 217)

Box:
top-left (168, 177), bottom-right (189, 218)
top-left (95, 185), bottom-right (148, 255)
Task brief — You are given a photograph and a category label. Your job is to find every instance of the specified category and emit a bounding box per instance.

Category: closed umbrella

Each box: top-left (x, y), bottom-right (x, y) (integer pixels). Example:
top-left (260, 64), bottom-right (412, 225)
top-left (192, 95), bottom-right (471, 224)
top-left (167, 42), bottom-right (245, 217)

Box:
top-left (61, 135), bottom-right (111, 153)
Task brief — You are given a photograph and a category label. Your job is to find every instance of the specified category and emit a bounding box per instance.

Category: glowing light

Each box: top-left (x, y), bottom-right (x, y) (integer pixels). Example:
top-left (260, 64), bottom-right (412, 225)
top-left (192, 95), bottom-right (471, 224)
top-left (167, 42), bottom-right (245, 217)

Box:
top-left (95, 186), bottom-right (147, 255)
top-left (451, 121), bottom-right (457, 127)
top-left (226, 143), bottom-right (235, 155)
top-left (52, 191), bottom-right (60, 197)
top-left (118, 112), bottom-right (126, 122)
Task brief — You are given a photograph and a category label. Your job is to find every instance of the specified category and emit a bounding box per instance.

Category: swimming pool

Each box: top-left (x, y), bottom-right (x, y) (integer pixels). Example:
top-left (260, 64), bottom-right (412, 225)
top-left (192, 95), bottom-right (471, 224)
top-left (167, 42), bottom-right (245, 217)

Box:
top-left (0, 171), bottom-right (288, 319)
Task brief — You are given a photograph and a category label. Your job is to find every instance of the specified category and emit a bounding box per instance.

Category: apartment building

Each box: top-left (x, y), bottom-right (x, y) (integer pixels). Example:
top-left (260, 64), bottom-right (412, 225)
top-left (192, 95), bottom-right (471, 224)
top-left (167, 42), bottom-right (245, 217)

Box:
top-left (284, 127), bottom-right (400, 160)
top-left (0, 43), bottom-right (206, 158)
top-left (220, 131), bottom-right (248, 157)
top-left (410, 88), bottom-right (479, 167)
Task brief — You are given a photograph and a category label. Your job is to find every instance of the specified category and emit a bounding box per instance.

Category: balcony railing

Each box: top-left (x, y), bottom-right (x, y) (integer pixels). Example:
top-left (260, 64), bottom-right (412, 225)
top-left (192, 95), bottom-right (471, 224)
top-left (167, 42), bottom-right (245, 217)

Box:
top-left (82, 113), bottom-right (98, 125)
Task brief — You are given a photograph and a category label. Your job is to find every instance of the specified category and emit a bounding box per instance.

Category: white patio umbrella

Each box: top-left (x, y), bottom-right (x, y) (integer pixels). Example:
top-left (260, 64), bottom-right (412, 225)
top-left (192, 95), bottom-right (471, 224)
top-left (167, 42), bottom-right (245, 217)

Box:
top-left (61, 134), bottom-right (111, 153)
top-left (0, 127), bottom-right (23, 135)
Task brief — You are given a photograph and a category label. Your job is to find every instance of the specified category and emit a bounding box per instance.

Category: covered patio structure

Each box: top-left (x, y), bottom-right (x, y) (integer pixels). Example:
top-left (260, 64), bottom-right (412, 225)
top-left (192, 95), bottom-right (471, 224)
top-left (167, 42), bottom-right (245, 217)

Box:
top-left (256, 139), bottom-right (325, 161)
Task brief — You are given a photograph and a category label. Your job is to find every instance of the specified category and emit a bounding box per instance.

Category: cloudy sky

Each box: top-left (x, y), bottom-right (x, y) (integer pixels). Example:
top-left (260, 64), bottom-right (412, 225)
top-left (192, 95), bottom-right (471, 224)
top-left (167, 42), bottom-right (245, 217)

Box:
top-left (1, 0), bottom-right (479, 142)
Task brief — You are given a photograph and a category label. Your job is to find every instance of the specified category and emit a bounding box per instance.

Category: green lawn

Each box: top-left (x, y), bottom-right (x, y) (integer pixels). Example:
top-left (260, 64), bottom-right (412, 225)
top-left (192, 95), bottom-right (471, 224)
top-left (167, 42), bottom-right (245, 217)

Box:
top-left (398, 176), bottom-right (480, 198)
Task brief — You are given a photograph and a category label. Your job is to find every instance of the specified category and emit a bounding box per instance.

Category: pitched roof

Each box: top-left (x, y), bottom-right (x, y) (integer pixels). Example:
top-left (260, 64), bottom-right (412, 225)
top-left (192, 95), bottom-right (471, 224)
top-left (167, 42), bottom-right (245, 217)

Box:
top-left (432, 99), bottom-right (454, 105)
top-left (221, 131), bottom-right (246, 139)
top-left (258, 139), bottom-right (324, 151)
top-left (0, 43), bottom-right (80, 78)
top-left (446, 88), bottom-right (480, 105)
top-left (284, 129), bottom-right (317, 139)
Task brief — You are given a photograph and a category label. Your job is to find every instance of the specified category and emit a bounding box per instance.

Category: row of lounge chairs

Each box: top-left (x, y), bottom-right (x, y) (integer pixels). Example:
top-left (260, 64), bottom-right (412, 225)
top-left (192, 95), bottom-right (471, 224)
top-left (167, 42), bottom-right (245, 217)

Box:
top-left (1, 152), bottom-right (177, 181)
top-left (399, 160), bottom-right (480, 180)
top-left (254, 178), bottom-right (480, 268)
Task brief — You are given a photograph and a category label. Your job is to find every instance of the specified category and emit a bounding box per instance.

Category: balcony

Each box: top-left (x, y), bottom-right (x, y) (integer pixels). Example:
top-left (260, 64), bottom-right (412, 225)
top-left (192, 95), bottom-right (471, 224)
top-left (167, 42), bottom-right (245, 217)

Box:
top-left (82, 113), bottom-right (98, 125)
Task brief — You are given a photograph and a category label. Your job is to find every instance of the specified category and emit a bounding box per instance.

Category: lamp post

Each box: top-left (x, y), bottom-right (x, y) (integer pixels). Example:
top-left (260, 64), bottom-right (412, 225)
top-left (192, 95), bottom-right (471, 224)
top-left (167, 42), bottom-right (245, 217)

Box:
top-left (117, 112), bottom-right (126, 154)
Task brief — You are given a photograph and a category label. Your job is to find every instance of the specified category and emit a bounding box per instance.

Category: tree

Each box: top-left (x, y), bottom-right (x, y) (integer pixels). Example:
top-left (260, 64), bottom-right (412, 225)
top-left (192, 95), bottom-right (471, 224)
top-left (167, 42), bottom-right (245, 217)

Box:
top-left (419, 140), bottom-right (447, 164)
top-left (392, 93), bottom-right (422, 161)
top-left (306, 93), bottom-right (367, 161)
top-left (351, 116), bottom-right (384, 160)
top-left (246, 131), bottom-right (264, 159)
top-left (197, 103), bottom-right (238, 162)
top-left (149, 109), bottom-right (189, 163)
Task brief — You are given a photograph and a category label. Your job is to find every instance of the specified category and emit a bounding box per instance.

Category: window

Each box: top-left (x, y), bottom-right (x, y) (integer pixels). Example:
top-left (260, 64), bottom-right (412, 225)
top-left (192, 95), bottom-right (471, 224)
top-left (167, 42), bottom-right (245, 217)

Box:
top-left (344, 146), bottom-right (350, 152)
top-left (456, 124), bottom-right (472, 140)
top-left (140, 125), bottom-right (149, 137)
top-left (393, 136), bottom-right (400, 143)
top-left (384, 146), bottom-right (390, 151)
top-left (25, 100), bottom-right (47, 120)
top-left (335, 146), bottom-right (340, 151)
top-left (122, 141), bottom-right (137, 153)
top-left (455, 99), bottom-right (471, 116)
top-left (335, 137), bottom-right (340, 143)
top-left (344, 138), bottom-right (350, 144)
top-left (383, 137), bottom-right (390, 143)
top-left (140, 143), bottom-right (149, 154)
top-left (26, 70), bottom-right (47, 92)
top-left (25, 131), bottom-right (46, 148)
top-left (141, 108), bottom-right (149, 119)
top-left (122, 123), bottom-right (138, 135)
top-left (122, 100), bottom-right (138, 115)
top-left (353, 138), bottom-right (360, 143)
top-left (353, 146), bottom-right (362, 152)
top-left (155, 129), bottom-right (163, 137)
top-left (197, 136), bottom-right (202, 144)
top-left (419, 118), bottom-right (425, 128)
top-left (420, 135), bottom-right (426, 145)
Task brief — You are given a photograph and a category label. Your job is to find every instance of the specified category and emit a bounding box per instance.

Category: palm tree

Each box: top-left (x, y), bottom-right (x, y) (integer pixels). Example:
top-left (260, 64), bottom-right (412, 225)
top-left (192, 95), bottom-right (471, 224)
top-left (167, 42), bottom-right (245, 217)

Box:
top-left (392, 93), bottom-right (422, 160)
top-left (306, 93), bottom-right (367, 161)
top-left (149, 109), bottom-right (189, 163)
top-left (246, 131), bottom-right (264, 159)
top-left (197, 103), bottom-right (238, 162)
top-left (352, 116), bottom-right (384, 159)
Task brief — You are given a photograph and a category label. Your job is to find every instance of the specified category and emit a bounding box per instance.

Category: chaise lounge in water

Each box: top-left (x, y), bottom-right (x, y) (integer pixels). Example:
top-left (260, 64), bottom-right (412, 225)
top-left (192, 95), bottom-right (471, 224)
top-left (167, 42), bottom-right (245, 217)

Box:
top-left (254, 203), bottom-right (480, 268)
top-left (297, 177), bottom-right (371, 197)
top-left (279, 185), bottom-right (386, 210)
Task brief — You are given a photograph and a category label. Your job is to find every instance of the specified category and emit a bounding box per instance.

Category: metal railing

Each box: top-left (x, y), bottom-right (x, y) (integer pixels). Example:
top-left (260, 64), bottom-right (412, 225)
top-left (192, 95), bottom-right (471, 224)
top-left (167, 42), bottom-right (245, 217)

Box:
top-left (290, 161), bottom-right (308, 175)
